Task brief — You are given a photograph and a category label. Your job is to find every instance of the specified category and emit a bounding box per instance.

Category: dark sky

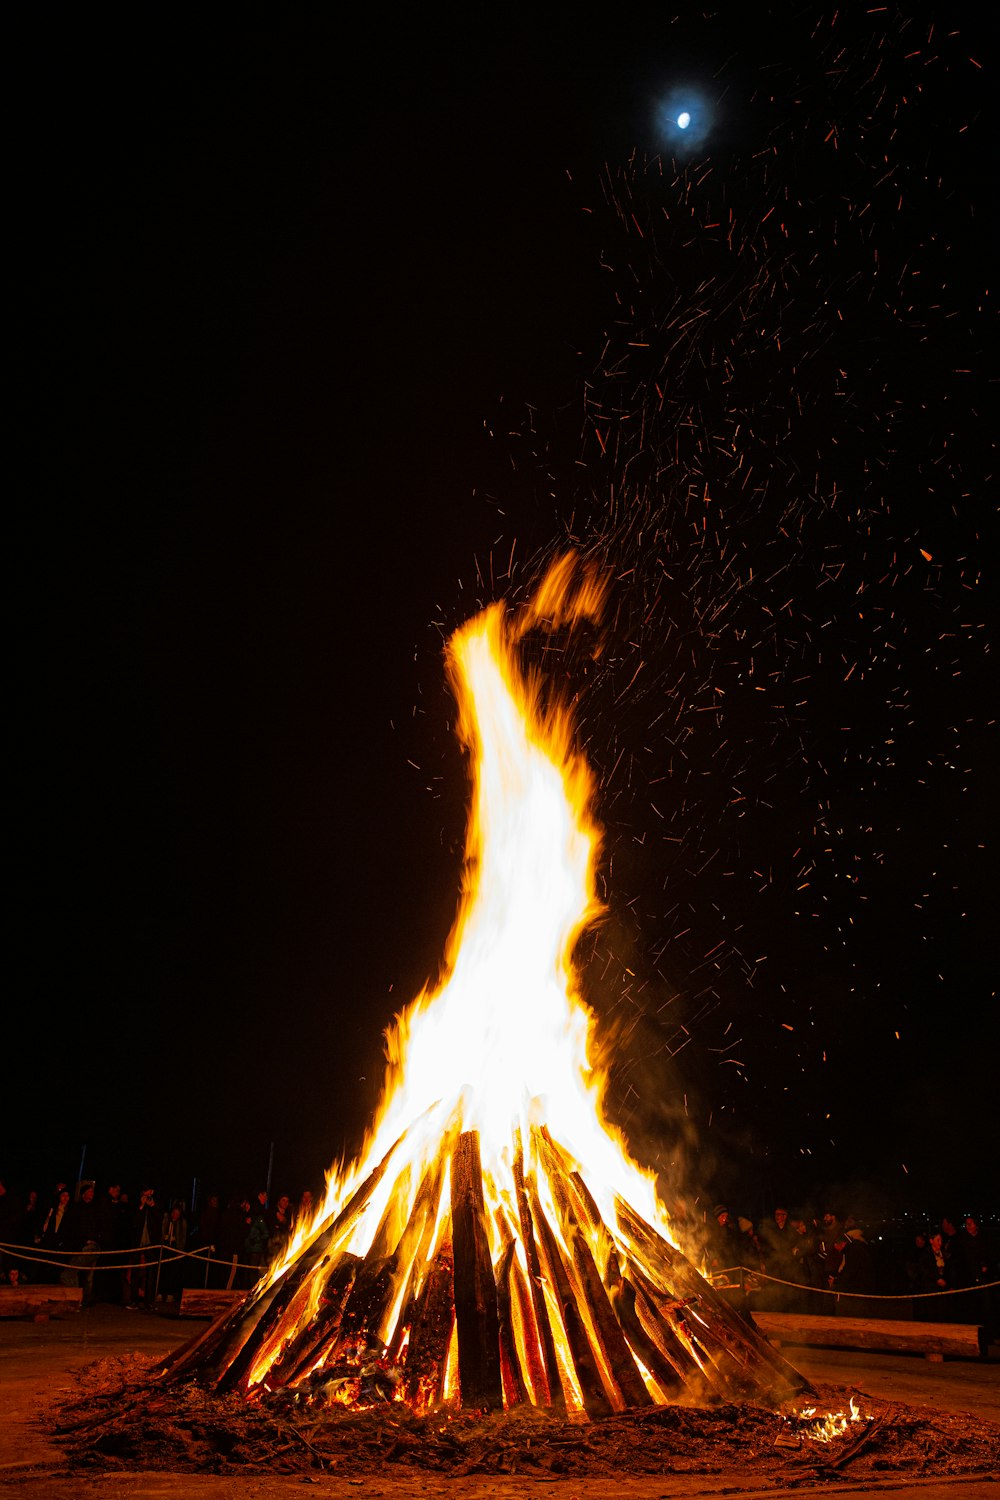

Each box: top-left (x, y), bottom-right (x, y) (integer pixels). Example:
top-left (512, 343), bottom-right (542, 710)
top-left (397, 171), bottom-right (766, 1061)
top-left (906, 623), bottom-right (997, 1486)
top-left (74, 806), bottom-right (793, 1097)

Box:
top-left (9, 5), bottom-right (996, 1222)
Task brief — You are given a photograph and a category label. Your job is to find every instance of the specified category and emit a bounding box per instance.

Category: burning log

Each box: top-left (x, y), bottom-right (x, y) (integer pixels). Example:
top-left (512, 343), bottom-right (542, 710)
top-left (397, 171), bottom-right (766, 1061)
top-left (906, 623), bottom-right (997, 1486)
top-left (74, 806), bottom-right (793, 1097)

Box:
top-left (616, 1198), bottom-right (811, 1401)
top-left (495, 1238), bottom-right (530, 1407)
top-left (534, 1128), bottom-right (652, 1409)
top-left (215, 1259), bottom-right (331, 1395)
top-left (450, 1131), bottom-right (503, 1411)
top-left (333, 1252), bottom-right (399, 1347)
top-left (268, 1254), bottom-right (360, 1387)
top-left (527, 1174), bottom-right (614, 1417)
top-left (269, 1160), bottom-right (447, 1396)
top-left (162, 1136), bottom-right (403, 1389)
top-left (627, 1273), bottom-right (704, 1385)
top-left (512, 1140), bottom-right (563, 1409)
top-left (383, 1160), bottom-right (446, 1362)
top-left (565, 1222), bottom-right (653, 1408)
top-left (605, 1267), bottom-right (687, 1398)
top-left (402, 1243), bottom-right (455, 1408)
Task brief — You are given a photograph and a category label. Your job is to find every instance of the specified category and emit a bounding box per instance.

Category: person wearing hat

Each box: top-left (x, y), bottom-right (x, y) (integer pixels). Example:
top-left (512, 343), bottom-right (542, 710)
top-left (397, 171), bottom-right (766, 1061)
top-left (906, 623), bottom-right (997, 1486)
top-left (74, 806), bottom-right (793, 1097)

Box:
top-left (737, 1215), bottom-right (765, 1271)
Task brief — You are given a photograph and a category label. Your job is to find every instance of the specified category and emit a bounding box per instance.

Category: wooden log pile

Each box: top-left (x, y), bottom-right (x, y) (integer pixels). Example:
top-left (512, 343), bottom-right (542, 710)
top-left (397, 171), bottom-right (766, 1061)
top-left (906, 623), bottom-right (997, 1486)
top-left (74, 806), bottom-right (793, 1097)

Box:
top-left (158, 1127), bottom-right (810, 1415)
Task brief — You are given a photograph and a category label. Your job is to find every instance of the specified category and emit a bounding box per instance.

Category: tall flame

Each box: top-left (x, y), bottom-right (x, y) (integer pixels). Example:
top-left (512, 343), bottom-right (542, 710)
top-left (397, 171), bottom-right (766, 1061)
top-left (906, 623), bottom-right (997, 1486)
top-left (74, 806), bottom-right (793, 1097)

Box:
top-left (169, 558), bottom-right (816, 1420)
top-left (249, 557), bottom-right (677, 1401)
top-left (290, 557), bottom-right (663, 1256)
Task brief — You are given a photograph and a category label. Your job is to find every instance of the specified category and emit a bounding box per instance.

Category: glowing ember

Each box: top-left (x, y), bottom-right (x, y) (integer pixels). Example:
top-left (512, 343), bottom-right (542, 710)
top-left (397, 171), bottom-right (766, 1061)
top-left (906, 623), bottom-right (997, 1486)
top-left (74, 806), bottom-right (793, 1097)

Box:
top-left (164, 558), bottom-right (810, 1416)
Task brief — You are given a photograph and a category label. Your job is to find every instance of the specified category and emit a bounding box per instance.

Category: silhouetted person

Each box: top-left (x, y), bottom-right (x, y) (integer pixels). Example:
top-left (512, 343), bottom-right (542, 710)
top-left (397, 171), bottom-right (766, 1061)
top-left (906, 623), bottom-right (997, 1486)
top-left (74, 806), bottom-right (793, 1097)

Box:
top-left (196, 1193), bottom-right (223, 1288)
top-left (736, 1215), bottom-right (765, 1272)
top-left (268, 1193), bottom-right (295, 1262)
top-left (903, 1230), bottom-right (928, 1295)
top-left (950, 1217), bottom-right (989, 1288)
top-left (839, 1228), bottom-right (876, 1296)
top-left (130, 1187), bottom-right (160, 1308)
top-left (758, 1206), bottom-right (795, 1307)
top-left (949, 1216), bottom-right (994, 1332)
top-left (916, 1229), bottom-right (951, 1318)
top-left (21, 1188), bottom-right (43, 1253)
top-left (0, 1179), bottom-right (18, 1274)
top-left (708, 1205), bottom-right (741, 1280)
top-left (759, 1207), bottom-right (791, 1265)
top-left (7, 1185), bottom-right (40, 1280)
top-left (219, 1197), bottom-right (250, 1290)
top-left (72, 1181), bottom-right (102, 1305)
top-left (245, 1192), bottom-right (272, 1283)
top-left (159, 1201), bottom-right (187, 1304)
top-left (98, 1184), bottom-right (131, 1304)
top-left (815, 1209), bottom-right (842, 1280)
top-left (39, 1188), bottom-right (75, 1286)
top-left (787, 1215), bottom-right (822, 1309)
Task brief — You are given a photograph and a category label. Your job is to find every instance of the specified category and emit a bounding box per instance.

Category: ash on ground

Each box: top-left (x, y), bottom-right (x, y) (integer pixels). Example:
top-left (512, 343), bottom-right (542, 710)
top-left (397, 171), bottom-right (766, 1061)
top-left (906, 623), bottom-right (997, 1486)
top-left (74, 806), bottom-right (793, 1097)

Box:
top-left (54, 1355), bottom-right (1000, 1483)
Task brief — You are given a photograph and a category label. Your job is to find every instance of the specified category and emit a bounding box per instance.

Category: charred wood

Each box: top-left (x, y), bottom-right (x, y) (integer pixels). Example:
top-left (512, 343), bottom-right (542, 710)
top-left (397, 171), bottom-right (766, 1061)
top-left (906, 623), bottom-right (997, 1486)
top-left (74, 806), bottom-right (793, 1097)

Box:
top-left (628, 1272), bottom-right (705, 1383)
top-left (607, 1269), bottom-right (686, 1397)
top-left (338, 1254), bottom-right (399, 1346)
top-left (403, 1242), bottom-right (455, 1409)
top-left (165, 1140), bottom-right (403, 1390)
top-left (495, 1238), bottom-right (529, 1408)
top-left (384, 1160), bottom-right (445, 1358)
top-left (214, 1256), bottom-right (337, 1394)
top-left (565, 1226), bottom-right (653, 1408)
top-left (528, 1180), bottom-right (614, 1417)
top-left (450, 1131), bottom-right (503, 1411)
top-left (512, 1138), bottom-right (561, 1408)
top-left (616, 1198), bottom-right (810, 1401)
top-left (533, 1132), bottom-right (651, 1409)
top-left (625, 1243), bottom-right (766, 1401)
top-left (271, 1255), bottom-right (360, 1388)
top-left (156, 1298), bottom-right (247, 1383)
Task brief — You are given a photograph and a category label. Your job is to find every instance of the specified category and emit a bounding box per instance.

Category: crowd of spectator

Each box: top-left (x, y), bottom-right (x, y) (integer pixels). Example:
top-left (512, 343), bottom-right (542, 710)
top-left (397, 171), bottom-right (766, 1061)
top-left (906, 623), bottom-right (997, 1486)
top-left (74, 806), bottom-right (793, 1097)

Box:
top-left (700, 1201), bottom-right (996, 1331)
top-left (0, 1176), bottom-right (318, 1308)
top-left (1, 1176), bottom-right (995, 1333)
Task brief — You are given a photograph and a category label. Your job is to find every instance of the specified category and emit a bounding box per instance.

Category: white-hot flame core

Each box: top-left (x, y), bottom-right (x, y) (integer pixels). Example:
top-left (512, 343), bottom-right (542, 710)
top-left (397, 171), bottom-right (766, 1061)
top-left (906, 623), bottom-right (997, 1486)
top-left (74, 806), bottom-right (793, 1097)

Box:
top-left (272, 578), bottom-right (671, 1285)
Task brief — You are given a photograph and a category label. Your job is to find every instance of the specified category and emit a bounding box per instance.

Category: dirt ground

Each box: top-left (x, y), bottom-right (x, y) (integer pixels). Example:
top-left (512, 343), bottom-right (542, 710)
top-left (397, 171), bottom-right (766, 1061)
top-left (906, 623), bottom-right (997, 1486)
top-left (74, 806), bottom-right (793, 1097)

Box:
top-left (1, 1306), bottom-right (998, 1500)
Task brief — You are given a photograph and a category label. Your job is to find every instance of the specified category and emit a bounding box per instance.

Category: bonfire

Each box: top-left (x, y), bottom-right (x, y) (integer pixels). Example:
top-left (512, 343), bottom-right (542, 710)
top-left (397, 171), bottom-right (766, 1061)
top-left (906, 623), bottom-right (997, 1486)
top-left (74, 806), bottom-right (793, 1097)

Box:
top-left (160, 557), bottom-right (809, 1416)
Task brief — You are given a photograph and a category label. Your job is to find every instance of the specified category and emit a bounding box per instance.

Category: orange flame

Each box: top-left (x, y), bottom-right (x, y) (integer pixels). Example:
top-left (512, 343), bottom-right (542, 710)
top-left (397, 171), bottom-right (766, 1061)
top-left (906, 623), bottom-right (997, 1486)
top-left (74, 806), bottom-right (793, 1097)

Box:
top-left (249, 556), bottom-right (677, 1401)
top-left (797, 1395), bottom-right (865, 1443)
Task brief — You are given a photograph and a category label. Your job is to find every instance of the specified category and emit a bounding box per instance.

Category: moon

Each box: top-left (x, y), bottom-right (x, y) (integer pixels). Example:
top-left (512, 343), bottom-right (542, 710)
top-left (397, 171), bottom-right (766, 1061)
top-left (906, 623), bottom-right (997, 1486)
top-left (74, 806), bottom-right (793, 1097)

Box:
top-left (656, 88), bottom-right (713, 151)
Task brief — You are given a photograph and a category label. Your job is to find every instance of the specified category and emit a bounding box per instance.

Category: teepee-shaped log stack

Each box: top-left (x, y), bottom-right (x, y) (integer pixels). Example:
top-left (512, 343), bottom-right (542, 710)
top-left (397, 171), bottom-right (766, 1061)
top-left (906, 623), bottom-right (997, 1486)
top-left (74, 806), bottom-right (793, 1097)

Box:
top-left (159, 1125), bottom-right (808, 1415)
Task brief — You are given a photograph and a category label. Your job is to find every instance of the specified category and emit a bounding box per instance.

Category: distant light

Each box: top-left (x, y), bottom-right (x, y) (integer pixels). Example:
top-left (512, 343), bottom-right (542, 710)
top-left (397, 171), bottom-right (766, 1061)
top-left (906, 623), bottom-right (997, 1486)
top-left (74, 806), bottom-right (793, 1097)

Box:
top-left (677, 111), bottom-right (691, 129)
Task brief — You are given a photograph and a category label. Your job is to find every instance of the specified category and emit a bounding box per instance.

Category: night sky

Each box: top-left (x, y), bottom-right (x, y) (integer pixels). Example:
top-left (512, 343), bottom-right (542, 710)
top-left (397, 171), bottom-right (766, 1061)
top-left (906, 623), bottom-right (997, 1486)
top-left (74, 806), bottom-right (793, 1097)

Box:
top-left (9, 4), bottom-right (996, 1224)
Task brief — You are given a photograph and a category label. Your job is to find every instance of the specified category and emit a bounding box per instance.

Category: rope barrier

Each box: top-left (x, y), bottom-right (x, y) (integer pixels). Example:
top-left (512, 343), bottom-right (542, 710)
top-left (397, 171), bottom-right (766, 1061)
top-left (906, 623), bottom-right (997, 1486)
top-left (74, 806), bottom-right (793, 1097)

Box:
top-left (0, 1241), bottom-right (261, 1274)
top-left (1, 1237), bottom-right (257, 1263)
top-left (4, 1241), bottom-right (996, 1299)
top-left (711, 1264), bottom-right (1000, 1300)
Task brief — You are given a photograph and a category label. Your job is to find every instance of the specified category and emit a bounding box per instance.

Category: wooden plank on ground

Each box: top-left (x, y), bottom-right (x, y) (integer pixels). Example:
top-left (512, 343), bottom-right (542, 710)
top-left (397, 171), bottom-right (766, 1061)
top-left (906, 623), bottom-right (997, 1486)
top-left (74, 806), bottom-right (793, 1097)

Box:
top-left (178, 1288), bottom-right (247, 1319)
top-left (0, 1285), bottom-right (83, 1318)
top-left (754, 1310), bottom-right (984, 1359)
